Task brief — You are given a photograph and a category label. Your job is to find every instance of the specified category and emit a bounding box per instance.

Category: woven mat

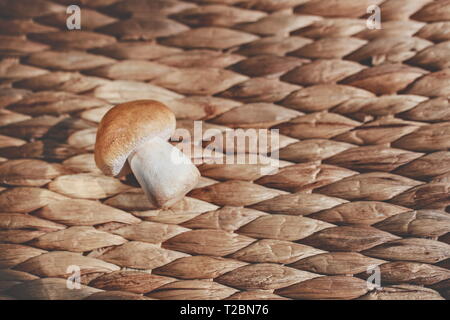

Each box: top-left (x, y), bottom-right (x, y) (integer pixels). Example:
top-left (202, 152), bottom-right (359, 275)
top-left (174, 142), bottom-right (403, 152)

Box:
top-left (0, 0), bottom-right (449, 300)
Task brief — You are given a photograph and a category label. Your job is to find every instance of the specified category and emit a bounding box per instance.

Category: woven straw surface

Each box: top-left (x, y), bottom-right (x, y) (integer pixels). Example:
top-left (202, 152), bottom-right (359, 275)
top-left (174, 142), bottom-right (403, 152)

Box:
top-left (0, 0), bottom-right (449, 300)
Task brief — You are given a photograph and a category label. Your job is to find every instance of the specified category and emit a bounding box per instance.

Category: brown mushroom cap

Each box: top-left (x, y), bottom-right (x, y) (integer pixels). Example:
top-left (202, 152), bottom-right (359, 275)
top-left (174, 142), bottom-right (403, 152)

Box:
top-left (94, 100), bottom-right (176, 176)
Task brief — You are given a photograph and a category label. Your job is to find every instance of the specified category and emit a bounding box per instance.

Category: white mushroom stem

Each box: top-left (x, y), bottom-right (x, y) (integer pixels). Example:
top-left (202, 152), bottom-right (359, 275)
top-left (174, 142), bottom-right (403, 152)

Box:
top-left (127, 137), bottom-right (200, 208)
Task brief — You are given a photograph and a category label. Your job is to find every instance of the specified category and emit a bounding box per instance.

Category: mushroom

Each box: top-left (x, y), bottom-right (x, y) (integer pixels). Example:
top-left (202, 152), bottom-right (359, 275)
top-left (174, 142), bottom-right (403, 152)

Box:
top-left (94, 100), bottom-right (200, 208)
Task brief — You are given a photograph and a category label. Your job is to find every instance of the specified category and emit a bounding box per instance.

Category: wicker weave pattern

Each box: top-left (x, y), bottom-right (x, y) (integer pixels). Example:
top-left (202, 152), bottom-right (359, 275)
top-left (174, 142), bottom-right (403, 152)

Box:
top-left (0, 0), bottom-right (449, 300)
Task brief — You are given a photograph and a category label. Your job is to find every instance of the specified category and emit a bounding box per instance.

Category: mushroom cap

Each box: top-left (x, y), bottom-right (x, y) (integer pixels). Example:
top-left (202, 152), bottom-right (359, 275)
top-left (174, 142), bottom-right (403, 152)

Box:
top-left (95, 100), bottom-right (176, 176)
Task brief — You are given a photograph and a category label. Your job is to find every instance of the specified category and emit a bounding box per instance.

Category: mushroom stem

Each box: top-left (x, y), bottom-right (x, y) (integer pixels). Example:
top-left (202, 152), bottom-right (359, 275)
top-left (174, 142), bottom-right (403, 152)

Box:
top-left (127, 137), bottom-right (200, 208)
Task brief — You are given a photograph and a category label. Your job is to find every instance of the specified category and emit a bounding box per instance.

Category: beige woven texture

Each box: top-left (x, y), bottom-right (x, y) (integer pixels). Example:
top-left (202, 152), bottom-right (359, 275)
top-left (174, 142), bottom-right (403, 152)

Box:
top-left (0, 0), bottom-right (450, 300)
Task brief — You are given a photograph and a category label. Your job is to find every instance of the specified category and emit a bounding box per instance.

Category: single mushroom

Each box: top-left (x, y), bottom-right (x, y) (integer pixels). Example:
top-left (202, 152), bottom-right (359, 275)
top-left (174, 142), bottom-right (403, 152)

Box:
top-left (94, 100), bottom-right (200, 208)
